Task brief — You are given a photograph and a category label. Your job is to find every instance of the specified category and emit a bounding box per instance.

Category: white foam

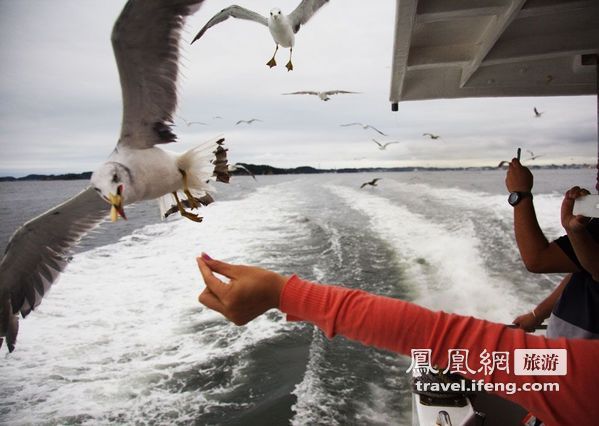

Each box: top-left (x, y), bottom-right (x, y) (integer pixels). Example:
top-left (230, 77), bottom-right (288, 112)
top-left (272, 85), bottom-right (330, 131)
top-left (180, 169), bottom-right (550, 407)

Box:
top-left (328, 184), bottom-right (527, 322)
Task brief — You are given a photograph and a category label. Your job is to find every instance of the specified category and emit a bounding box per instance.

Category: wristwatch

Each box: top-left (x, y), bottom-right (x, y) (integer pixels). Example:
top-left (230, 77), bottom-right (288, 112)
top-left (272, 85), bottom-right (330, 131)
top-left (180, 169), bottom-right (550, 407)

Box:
top-left (508, 191), bottom-right (532, 206)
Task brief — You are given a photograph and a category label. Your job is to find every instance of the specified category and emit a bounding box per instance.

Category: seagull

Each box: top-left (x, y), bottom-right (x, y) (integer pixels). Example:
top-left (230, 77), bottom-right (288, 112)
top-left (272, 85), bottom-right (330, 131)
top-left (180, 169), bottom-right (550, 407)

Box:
top-left (423, 133), bottom-right (440, 140)
top-left (533, 107), bottom-right (544, 118)
top-left (282, 90), bottom-right (359, 101)
top-left (360, 178), bottom-right (381, 189)
top-left (372, 138), bottom-right (400, 150)
top-left (0, 0), bottom-right (232, 353)
top-left (497, 160), bottom-right (509, 168)
top-left (340, 122), bottom-right (387, 136)
top-left (236, 118), bottom-right (262, 125)
top-left (191, 0), bottom-right (329, 71)
top-left (180, 116), bottom-right (207, 126)
top-left (229, 163), bottom-right (256, 180)
top-left (526, 150), bottom-right (544, 160)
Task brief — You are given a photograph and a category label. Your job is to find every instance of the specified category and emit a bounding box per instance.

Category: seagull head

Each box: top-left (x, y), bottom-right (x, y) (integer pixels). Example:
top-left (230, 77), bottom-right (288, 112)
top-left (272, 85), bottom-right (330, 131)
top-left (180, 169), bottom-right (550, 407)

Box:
top-left (269, 8), bottom-right (283, 21)
top-left (91, 162), bottom-right (131, 222)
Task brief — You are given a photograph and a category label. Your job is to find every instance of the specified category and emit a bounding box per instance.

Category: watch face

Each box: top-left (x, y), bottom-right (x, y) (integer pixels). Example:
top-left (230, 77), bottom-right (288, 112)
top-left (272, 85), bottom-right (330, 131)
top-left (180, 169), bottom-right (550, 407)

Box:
top-left (508, 192), bottom-right (520, 206)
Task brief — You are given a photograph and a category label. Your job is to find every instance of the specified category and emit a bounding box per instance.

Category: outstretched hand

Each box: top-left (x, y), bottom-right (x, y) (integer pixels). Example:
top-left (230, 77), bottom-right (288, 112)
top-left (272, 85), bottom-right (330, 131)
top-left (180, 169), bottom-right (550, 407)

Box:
top-left (196, 254), bottom-right (288, 325)
top-left (561, 186), bottom-right (591, 233)
top-left (512, 311), bottom-right (543, 332)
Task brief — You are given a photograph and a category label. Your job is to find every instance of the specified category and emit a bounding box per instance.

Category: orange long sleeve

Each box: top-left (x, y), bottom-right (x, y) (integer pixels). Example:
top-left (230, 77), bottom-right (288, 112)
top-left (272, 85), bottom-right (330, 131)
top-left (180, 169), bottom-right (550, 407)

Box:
top-left (279, 275), bottom-right (599, 426)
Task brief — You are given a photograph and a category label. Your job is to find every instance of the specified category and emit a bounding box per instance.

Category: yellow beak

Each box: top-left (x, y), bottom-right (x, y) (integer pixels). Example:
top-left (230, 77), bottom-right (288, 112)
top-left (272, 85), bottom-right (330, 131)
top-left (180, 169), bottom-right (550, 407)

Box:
top-left (108, 192), bottom-right (126, 222)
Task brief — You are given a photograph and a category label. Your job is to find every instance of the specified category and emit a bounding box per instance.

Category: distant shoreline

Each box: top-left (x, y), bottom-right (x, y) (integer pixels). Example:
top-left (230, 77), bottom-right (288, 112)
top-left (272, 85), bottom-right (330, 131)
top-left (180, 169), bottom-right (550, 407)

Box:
top-left (0, 163), bottom-right (594, 182)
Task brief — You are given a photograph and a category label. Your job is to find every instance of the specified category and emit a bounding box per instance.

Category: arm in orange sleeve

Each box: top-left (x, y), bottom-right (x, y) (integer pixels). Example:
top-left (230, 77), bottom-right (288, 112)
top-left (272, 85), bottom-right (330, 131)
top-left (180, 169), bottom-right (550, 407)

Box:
top-left (280, 275), bottom-right (599, 426)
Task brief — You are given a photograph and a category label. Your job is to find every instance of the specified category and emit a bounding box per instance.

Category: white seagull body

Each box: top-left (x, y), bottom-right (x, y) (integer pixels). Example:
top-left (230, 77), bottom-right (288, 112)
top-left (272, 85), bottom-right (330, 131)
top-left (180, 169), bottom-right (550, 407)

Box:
top-left (191, 0), bottom-right (329, 71)
top-left (340, 122), bottom-right (387, 136)
top-left (0, 0), bottom-right (230, 353)
top-left (282, 90), bottom-right (359, 101)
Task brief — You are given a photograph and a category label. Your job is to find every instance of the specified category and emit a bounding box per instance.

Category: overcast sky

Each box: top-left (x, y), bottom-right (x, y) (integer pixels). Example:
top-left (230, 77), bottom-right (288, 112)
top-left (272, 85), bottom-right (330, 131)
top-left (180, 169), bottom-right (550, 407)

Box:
top-left (0, 0), bottom-right (596, 177)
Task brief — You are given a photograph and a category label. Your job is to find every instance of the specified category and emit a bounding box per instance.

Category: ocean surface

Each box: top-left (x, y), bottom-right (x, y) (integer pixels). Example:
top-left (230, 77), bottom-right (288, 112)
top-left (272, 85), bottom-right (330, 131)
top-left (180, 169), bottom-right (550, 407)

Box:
top-left (0, 168), bottom-right (595, 425)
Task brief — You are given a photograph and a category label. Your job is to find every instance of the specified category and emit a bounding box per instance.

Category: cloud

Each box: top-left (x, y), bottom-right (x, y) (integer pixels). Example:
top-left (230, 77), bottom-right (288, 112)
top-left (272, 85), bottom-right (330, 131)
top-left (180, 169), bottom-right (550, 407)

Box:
top-left (0, 0), bottom-right (596, 177)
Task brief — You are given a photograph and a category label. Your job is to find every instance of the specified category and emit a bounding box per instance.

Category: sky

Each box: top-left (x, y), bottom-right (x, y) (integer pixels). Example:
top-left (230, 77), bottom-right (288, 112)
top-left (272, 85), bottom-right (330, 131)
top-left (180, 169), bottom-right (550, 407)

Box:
top-left (0, 0), bottom-right (597, 177)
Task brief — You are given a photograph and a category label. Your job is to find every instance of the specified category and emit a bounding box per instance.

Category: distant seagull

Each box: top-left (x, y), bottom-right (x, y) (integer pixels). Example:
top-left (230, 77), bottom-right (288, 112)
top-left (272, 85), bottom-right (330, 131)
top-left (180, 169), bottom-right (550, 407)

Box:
top-left (236, 118), bottom-right (263, 125)
top-left (282, 90), bottom-right (360, 101)
top-left (180, 116), bottom-right (207, 126)
top-left (497, 160), bottom-right (509, 168)
top-left (423, 133), bottom-right (440, 140)
top-left (360, 178), bottom-right (381, 189)
top-left (372, 138), bottom-right (400, 150)
top-left (192, 0), bottom-right (329, 71)
top-left (0, 0), bottom-right (231, 353)
top-left (229, 163), bottom-right (256, 180)
top-left (213, 115), bottom-right (223, 120)
top-left (340, 122), bottom-right (387, 136)
top-left (526, 150), bottom-right (544, 160)
top-left (533, 107), bottom-right (544, 118)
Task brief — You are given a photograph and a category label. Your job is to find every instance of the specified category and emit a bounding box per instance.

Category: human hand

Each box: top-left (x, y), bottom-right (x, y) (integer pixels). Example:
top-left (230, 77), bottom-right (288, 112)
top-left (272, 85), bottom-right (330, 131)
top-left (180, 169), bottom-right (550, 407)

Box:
top-left (512, 311), bottom-right (543, 332)
top-left (196, 254), bottom-right (288, 325)
top-left (505, 159), bottom-right (533, 192)
top-left (561, 186), bottom-right (591, 233)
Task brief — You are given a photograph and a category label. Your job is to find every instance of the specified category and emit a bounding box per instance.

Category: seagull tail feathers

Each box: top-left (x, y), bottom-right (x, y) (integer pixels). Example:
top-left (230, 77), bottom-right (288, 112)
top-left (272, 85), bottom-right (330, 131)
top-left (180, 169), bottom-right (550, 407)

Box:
top-left (158, 136), bottom-right (230, 220)
top-left (0, 296), bottom-right (19, 353)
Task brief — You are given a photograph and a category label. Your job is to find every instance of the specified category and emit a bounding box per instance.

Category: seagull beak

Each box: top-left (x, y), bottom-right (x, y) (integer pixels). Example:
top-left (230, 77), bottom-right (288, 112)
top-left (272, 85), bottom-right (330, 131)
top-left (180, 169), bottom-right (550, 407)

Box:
top-left (107, 185), bottom-right (127, 222)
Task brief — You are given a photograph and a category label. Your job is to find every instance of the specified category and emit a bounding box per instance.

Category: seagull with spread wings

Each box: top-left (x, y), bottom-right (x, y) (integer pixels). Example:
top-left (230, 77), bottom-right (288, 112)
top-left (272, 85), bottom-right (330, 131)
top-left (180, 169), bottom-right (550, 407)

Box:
top-left (236, 118), bottom-right (263, 125)
top-left (0, 0), bottom-right (231, 353)
top-left (229, 163), bottom-right (257, 180)
top-left (372, 138), bottom-right (400, 150)
top-left (282, 90), bottom-right (359, 101)
top-left (423, 133), bottom-right (440, 140)
top-left (191, 0), bottom-right (329, 71)
top-left (360, 178), bottom-right (381, 189)
top-left (533, 107), bottom-right (544, 118)
top-left (340, 122), bottom-right (387, 136)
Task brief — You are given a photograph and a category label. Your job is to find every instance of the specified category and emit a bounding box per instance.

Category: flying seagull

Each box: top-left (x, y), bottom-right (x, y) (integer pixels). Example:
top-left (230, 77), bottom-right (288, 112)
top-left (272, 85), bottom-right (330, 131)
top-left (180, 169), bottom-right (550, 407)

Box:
top-left (360, 178), bottom-right (381, 189)
top-left (0, 0), bottom-right (232, 353)
top-left (236, 118), bottom-right (262, 125)
top-left (340, 122), bottom-right (387, 136)
top-left (282, 90), bottom-right (359, 101)
top-left (372, 138), bottom-right (400, 150)
top-left (180, 116), bottom-right (207, 126)
top-left (423, 133), bottom-right (440, 140)
top-left (229, 163), bottom-right (257, 180)
top-left (497, 160), bottom-right (510, 168)
top-left (526, 150), bottom-right (544, 160)
top-left (191, 0), bottom-right (329, 71)
top-left (533, 107), bottom-right (544, 118)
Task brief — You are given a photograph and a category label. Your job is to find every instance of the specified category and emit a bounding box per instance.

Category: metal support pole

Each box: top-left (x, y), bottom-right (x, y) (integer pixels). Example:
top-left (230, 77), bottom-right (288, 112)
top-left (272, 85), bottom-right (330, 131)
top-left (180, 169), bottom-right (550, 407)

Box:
top-left (583, 54), bottom-right (599, 193)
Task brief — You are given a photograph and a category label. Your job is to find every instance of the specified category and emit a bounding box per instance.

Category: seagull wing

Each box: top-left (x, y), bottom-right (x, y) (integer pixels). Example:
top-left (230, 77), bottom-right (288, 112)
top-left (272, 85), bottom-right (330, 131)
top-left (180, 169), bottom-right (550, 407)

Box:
top-left (366, 125), bottom-right (387, 136)
top-left (236, 164), bottom-right (257, 180)
top-left (282, 91), bottom-right (319, 95)
top-left (112, 0), bottom-right (204, 149)
top-left (192, 5), bottom-right (267, 42)
top-left (0, 187), bottom-right (108, 352)
top-left (340, 122), bottom-right (360, 127)
top-left (288, 0), bottom-right (329, 33)
top-left (372, 139), bottom-right (383, 148)
top-left (324, 90), bottom-right (359, 95)
top-left (383, 142), bottom-right (400, 147)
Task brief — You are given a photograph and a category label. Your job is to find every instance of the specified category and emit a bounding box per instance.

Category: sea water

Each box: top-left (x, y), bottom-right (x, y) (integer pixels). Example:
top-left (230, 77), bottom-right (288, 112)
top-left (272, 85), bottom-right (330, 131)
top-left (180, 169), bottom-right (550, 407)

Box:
top-left (0, 168), bottom-right (594, 425)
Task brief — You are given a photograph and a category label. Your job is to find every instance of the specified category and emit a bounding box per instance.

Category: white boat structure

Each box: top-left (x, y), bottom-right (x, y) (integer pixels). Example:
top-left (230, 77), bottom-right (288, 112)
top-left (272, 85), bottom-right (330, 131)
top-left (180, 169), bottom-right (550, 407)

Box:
top-left (387, 1), bottom-right (598, 425)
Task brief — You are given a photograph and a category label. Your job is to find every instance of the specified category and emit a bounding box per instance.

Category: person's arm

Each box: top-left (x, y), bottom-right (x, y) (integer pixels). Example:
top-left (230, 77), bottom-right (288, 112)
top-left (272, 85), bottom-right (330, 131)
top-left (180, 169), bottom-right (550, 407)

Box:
top-left (512, 274), bottom-right (570, 331)
top-left (561, 186), bottom-right (599, 281)
top-left (196, 255), bottom-right (599, 426)
top-left (506, 159), bottom-right (578, 273)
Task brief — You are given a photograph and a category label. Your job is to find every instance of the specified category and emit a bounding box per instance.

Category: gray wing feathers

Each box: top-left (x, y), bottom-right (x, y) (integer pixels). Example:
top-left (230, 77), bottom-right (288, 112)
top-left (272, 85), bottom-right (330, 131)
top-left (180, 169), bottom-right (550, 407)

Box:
top-left (288, 0), bottom-right (329, 32)
top-left (0, 187), bottom-right (108, 352)
top-left (112, 0), bottom-right (204, 149)
top-left (192, 5), bottom-right (267, 43)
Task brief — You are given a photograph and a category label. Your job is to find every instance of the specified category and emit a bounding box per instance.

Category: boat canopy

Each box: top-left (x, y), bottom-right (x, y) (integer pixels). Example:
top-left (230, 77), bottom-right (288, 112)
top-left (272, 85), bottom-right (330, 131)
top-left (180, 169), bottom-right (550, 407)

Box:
top-left (389, 0), bottom-right (598, 106)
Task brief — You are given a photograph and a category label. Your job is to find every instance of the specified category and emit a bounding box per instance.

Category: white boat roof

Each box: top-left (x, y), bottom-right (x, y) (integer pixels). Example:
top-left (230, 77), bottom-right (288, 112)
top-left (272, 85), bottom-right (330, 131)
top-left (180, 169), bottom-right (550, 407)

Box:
top-left (389, 0), bottom-right (599, 108)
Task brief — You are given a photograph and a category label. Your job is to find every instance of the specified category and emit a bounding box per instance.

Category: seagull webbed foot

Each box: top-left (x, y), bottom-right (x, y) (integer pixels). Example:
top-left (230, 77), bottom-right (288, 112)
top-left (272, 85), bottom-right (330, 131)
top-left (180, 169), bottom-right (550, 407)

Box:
top-left (172, 191), bottom-right (203, 223)
top-left (285, 60), bottom-right (293, 72)
top-left (266, 57), bottom-right (277, 68)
